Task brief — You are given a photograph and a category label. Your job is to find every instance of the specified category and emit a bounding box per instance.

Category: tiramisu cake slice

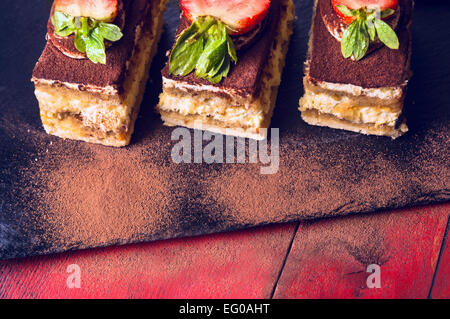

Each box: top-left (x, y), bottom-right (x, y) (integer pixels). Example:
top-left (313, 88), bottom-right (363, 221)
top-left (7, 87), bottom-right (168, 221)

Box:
top-left (32, 0), bottom-right (168, 147)
top-left (157, 0), bottom-right (295, 140)
top-left (299, 0), bottom-right (413, 138)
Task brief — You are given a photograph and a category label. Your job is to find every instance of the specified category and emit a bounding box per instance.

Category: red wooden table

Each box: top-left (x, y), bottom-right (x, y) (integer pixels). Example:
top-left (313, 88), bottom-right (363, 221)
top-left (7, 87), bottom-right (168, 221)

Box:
top-left (0, 203), bottom-right (448, 299)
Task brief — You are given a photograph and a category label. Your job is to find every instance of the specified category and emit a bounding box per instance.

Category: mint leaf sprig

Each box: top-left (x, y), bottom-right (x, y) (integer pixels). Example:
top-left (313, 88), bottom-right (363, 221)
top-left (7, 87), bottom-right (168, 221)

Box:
top-left (169, 16), bottom-right (237, 84)
top-left (337, 5), bottom-right (399, 61)
top-left (52, 11), bottom-right (123, 64)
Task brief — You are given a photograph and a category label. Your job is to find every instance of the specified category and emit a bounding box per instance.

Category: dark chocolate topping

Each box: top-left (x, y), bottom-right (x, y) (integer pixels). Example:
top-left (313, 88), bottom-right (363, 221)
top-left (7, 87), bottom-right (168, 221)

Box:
top-left (309, 0), bottom-right (412, 88)
top-left (32, 0), bottom-right (150, 93)
top-left (161, 0), bottom-right (282, 97)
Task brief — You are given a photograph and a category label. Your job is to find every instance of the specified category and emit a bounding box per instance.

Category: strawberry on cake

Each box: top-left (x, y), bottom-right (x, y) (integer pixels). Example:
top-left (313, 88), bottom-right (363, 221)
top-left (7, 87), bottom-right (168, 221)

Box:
top-left (299, 0), bottom-right (413, 138)
top-left (32, 0), bottom-right (168, 147)
top-left (157, 0), bottom-right (296, 140)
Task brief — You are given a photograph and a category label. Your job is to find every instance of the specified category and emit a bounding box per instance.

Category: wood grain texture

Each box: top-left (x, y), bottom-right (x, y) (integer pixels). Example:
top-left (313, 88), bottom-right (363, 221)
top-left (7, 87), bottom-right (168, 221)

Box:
top-left (430, 218), bottom-right (450, 299)
top-left (0, 223), bottom-right (297, 299)
top-left (273, 203), bottom-right (450, 299)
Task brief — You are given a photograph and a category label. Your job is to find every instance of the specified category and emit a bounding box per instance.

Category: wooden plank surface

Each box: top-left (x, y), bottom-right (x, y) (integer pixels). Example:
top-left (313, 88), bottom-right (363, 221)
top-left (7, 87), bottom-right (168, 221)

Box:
top-left (0, 204), bottom-right (448, 299)
top-left (430, 218), bottom-right (450, 299)
top-left (273, 203), bottom-right (449, 299)
top-left (0, 224), bottom-right (297, 299)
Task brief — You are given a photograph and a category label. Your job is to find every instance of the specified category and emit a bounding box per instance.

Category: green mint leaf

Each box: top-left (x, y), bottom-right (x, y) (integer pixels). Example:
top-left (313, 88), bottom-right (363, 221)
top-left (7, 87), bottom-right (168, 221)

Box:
top-left (195, 23), bottom-right (228, 78)
top-left (80, 17), bottom-right (90, 38)
top-left (74, 31), bottom-right (87, 53)
top-left (227, 35), bottom-right (237, 63)
top-left (55, 26), bottom-right (76, 37)
top-left (171, 36), bottom-right (204, 76)
top-left (85, 28), bottom-right (106, 64)
top-left (98, 22), bottom-right (123, 42)
top-left (207, 55), bottom-right (225, 79)
top-left (353, 20), bottom-right (369, 61)
top-left (381, 8), bottom-right (395, 19)
top-left (206, 32), bottom-right (229, 79)
top-left (341, 19), bottom-right (369, 61)
top-left (189, 17), bottom-right (216, 42)
top-left (337, 5), bottom-right (355, 17)
top-left (170, 20), bottom-right (204, 76)
top-left (204, 25), bottom-right (228, 79)
top-left (52, 11), bottom-right (75, 32)
top-left (195, 41), bottom-right (227, 78)
top-left (209, 55), bottom-right (230, 84)
top-left (169, 17), bottom-right (237, 84)
top-left (367, 20), bottom-right (376, 41)
top-left (341, 19), bottom-right (359, 59)
top-left (340, 8), bottom-right (399, 60)
top-left (374, 19), bottom-right (399, 49)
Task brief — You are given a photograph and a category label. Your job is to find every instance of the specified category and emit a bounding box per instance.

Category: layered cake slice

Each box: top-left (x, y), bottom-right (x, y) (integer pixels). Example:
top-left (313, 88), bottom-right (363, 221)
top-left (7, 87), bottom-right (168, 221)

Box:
top-left (157, 0), bottom-right (295, 140)
top-left (32, 0), bottom-right (168, 147)
top-left (299, 0), bottom-right (413, 138)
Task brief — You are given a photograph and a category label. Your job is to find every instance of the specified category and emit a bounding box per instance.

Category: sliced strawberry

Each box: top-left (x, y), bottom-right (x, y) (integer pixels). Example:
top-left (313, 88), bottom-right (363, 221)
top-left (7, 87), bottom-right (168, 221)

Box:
top-left (54, 0), bottom-right (119, 22)
top-left (331, 0), bottom-right (398, 24)
top-left (180, 0), bottom-right (271, 35)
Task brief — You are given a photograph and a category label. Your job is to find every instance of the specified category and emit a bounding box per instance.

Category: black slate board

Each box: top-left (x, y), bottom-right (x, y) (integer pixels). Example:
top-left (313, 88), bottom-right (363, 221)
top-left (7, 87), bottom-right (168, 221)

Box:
top-left (0, 0), bottom-right (449, 260)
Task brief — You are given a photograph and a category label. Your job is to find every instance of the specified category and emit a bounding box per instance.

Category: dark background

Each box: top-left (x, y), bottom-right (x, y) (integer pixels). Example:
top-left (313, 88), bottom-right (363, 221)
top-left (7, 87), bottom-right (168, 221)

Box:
top-left (0, 0), bottom-right (448, 260)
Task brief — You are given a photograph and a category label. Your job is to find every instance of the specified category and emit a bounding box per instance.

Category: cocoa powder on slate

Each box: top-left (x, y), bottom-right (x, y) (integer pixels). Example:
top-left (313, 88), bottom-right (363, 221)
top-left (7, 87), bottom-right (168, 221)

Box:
top-left (7, 114), bottom-right (449, 255)
top-left (14, 122), bottom-right (183, 251)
